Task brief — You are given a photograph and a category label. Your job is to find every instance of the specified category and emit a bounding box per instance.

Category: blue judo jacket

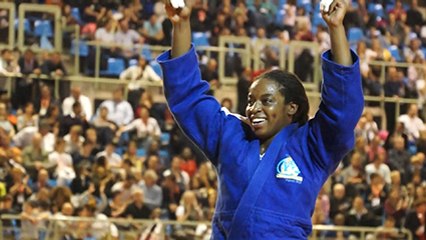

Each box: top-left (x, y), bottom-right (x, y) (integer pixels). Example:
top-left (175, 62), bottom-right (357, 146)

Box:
top-left (157, 45), bottom-right (364, 239)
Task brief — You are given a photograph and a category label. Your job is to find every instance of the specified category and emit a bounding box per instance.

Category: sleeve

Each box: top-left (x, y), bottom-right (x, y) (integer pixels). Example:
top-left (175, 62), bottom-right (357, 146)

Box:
top-left (152, 119), bottom-right (161, 137)
top-left (308, 50), bottom-right (364, 174)
top-left (121, 119), bottom-right (137, 133)
top-left (157, 45), bottom-right (235, 162)
top-left (123, 102), bottom-right (134, 125)
top-left (146, 66), bottom-right (162, 82)
top-left (119, 67), bottom-right (132, 80)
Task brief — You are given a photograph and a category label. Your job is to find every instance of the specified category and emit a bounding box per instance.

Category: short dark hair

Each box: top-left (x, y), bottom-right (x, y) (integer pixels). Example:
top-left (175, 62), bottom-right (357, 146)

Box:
top-left (256, 70), bottom-right (309, 126)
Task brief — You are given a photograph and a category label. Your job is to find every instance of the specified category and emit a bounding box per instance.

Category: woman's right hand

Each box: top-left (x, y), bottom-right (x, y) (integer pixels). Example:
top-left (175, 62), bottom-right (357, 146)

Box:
top-left (164, 0), bottom-right (192, 24)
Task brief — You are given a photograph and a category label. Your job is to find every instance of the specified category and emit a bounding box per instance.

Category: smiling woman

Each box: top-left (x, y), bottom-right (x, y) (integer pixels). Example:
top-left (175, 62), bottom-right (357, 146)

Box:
top-left (157, 0), bottom-right (364, 239)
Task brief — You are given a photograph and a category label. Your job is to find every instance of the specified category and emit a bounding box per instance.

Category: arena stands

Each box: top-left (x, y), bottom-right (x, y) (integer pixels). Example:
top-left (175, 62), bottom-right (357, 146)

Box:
top-left (0, 0), bottom-right (425, 239)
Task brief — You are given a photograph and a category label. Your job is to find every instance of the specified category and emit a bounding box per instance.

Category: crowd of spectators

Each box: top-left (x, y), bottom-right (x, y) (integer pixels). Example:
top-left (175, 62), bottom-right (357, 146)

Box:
top-left (0, 0), bottom-right (425, 239)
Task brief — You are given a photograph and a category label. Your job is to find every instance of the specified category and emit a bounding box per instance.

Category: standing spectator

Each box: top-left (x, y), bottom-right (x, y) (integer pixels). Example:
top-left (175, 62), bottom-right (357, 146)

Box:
top-left (15, 49), bottom-right (41, 109)
top-left (62, 86), bottom-right (93, 121)
top-left (96, 88), bottom-right (134, 127)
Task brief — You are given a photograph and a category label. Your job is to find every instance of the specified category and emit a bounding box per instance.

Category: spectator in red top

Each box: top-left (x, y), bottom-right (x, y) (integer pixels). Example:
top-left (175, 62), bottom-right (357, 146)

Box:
top-left (180, 147), bottom-right (197, 177)
top-left (388, 0), bottom-right (406, 21)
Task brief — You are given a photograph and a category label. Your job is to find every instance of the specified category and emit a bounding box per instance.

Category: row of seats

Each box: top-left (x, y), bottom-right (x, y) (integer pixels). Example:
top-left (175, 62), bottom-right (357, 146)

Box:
top-left (14, 18), bottom-right (53, 37)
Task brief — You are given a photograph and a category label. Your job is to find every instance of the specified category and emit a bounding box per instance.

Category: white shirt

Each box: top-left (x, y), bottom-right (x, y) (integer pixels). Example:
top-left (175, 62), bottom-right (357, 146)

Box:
top-left (97, 100), bottom-right (134, 126)
top-left (95, 28), bottom-right (115, 44)
top-left (62, 95), bottom-right (93, 121)
top-left (13, 126), bottom-right (55, 153)
top-left (114, 29), bottom-right (141, 47)
top-left (398, 114), bottom-right (425, 140)
top-left (96, 151), bottom-right (122, 168)
top-left (48, 151), bottom-right (75, 180)
top-left (119, 65), bottom-right (162, 90)
top-left (122, 117), bottom-right (161, 138)
top-left (365, 163), bottom-right (391, 184)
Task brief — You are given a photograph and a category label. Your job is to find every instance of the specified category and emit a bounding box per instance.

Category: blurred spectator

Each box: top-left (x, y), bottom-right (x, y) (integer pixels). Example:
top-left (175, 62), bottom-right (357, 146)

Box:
top-left (96, 142), bottom-right (122, 170)
top-left (237, 67), bottom-right (251, 115)
top-left (139, 169), bottom-right (162, 210)
top-left (30, 169), bottom-right (51, 193)
top-left (163, 156), bottom-right (190, 192)
top-left (22, 133), bottom-right (53, 179)
top-left (0, 102), bottom-right (15, 137)
top-left (405, 198), bottom-right (426, 240)
top-left (0, 49), bottom-right (20, 93)
top-left (141, 14), bottom-right (164, 45)
top-left (388, 136), bottom-right (410, 183)
top-left (15, 49), bottom-right (41, 109)
top-left (7, 168), bottom-right (32, 211)
top-left (48, 139), bottom-right (75, 186)
top-left (200, 58), bottom-right (220, 95)
top-left (341, 152), bottom-right (366, 198)
top-left (34, 85), bottom-right (58, 118)
top-left (329, 183), bottom-right (351, 220)
top-left (174, 190), bottom-right (204, 238)
top-left (96, 88), bottom-right (134, 127)
top-left (123, 188), bottom-right (151, 219)
top-left (365, 173), bottom-right (388, 217)
top-left (64, 125), bottom-right (85, 154)
top-left (80, 0), bottom-right (107, 38)
top-left (13, 120), bottom-right (55, 153)
top-left (398, 104), bottom-right (425, 143)
top-left (62, 86), bottom-right (93, 121)
top-left (345, 196), bottom-right (380, 229)
top-left (59, 101), bottom-right (89, 137)
top-left (388, 0), bottom-right (407, 21)
top-left (365, 150), bottom-right (391, 184)
top-left (119, 56), bottom-right (161, 109)
top-left (404, 38), bottom-right (425, 63)
top-left (76, 204), bottom-right (119, 239)
top-left (384, 187), bottom-right (409, 228)
top-left (17, 103), bottom-right (39, 131)
top-left (92, 106), bottom-right (117, 146)
top-left (180, 147), bottom-right (197, 177)
top-left (114, 18), bottom-right (144, 59)
top-left (40, 52), bottom-right (68, 99)
top-left (122, 141), bottom-right (144, 172)
top-left (71, 140), bottom-right (95, 169)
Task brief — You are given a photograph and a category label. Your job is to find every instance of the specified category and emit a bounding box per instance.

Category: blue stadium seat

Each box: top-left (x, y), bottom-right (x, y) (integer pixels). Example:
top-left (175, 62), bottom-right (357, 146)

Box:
top-left (71, 7), bottom-right (83, 25)
top-left (388, 46), bottom-right (402, 62)
top-left (192, 32), bottom-right (210, 47)
top-left (348, 27), bottom-right (364, 43)
top-left (129, 58), bottom-right (138, 67)
top-left (71, 40), bottom-right (89, 57)
top-left (136, 148), bottom-right (146, 157)
top-left (34, 20), bottom-right (53, 37)
top-left (141, 46), bottom-right (153, 61)
top-left (15, 18), bottom-right (31, 34)
top-left (160, 132), bottom-right (170, 146)
top-left (149, 61), bottom-right (163, 78)
top-left (104, 58), bottom-right (126, 76)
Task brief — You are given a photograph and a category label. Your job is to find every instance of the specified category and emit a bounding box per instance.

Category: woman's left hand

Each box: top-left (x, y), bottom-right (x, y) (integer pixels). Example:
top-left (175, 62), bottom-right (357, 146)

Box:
top-left (321, 0), bottom-right (348, 28)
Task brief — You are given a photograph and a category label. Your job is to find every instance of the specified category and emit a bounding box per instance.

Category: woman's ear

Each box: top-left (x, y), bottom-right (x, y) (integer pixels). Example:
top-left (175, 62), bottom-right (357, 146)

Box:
top-left (286, 102), bottom-right (299, 116)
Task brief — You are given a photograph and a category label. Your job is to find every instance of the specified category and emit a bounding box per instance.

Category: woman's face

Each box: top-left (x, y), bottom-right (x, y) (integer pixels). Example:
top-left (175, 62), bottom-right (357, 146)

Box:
top-left (246, 79), bottom-right (292, 142)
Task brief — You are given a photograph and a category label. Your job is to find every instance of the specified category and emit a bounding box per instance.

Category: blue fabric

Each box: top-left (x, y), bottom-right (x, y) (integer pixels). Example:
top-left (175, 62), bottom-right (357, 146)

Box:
top-left (157, 45), bottom-right (363, 239)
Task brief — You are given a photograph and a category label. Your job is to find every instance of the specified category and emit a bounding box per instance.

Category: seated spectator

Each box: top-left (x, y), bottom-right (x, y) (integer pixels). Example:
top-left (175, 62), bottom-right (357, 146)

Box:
top-left (62, 86), bottom-right (93, 122)
top-left (76, 204), bottom-right (118, 239)
top-left (60, 101), bottom-right (89, 137)
top-left (120, 56), bottom-right (162, 109)
top-left (123, 188), bottom-right (152, 219)
top-left (405, 198), bottom-right (426, 240)
top-left (103, 189), bottom-right (127, 218)
top-left (41, 52), bottom-right (68, 99)
top-left (20, 201), bottom-right (41, 240)
top-left (48, 139), bottom-right (75, 186)
top-left (341, 152), bottom-right (366, 198)
top-left (96, 88), bottom-right (134, 127)
top-left (15, 48), bottom-right (41, 108)
top-left (366, 135), bottom-right (386, 163)
top-left (95, 142), bottom-right (122, 170)
top-left (17, 103), bottom-right (39, 131)
top-left (404, 38), bottom-right (425, 63)
top-left (30, 169), bottom-right (51, 193)
top-left (95, 17), bottom-right (116, 44)
top-left (0, 102), bottom-right (15, 137)
top-left (42, 104), bottom-right (61, 130)
top-left (70, 165), bottom-right (91, 195)
top-left (365, 150), bottom-right (391, 185)
top-left (34, 85), bottom-right (58, 118)
top-left (346, 196), bottom-right (380, 230)
top-left (22, 133), bottom-right (53, 179)
top-left (13, 120), bottom-right (55, 153)
top-left (329, 183), bottom-right (351, 220)
top-left (122, 141), bottom-right (144, 172)
top-left (139, 169), bottom-right (162, 210)
top-left (384, 187), bottom-right (409, 228)
top-left (398, 104), bottom-right (425, 143)
top-left (49, 186), bottom-right (72, 213)
top-left (64, 125), bottom-right (85, 154)
top-left (180, 147), bottom-right (197, 177)
top-left (71, 141), bottom-right (95, 169)
top-left (80, 0), bottom-right (107, 38)
top-left (174, 190), bottom-right (204, 237)
top-left (388, 136), bottom-right (410, 183)
top-left (0, 49), bottom-right (20, 92)
top-left (92, 106), bottom-right (117, 146)
top-left (141, 14), bottom-right (164, 45)
top-left (365, 173), bottom-right (388, 217)
top-left (7, 168), bottom-right (32, 211)
top-left (118, 105), bottom-right (161, 149)
top-left (114, 18), bottom-right (144, 59)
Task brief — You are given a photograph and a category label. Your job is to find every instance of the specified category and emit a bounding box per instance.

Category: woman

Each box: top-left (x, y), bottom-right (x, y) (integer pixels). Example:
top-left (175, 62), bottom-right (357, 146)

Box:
top-left (159, 0), bottom-right (363, 238)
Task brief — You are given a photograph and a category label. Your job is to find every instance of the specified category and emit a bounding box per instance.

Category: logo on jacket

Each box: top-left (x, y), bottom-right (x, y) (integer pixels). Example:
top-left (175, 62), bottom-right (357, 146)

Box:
top-left (276, 155), bottom-right (303, 183)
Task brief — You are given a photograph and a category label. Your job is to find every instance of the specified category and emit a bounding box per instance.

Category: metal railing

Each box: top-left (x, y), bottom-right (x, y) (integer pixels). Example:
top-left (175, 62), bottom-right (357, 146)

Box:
top-left (0, 214), bottom-right (413, 240)
top-left (0, 2), bottom-right (15, 49)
